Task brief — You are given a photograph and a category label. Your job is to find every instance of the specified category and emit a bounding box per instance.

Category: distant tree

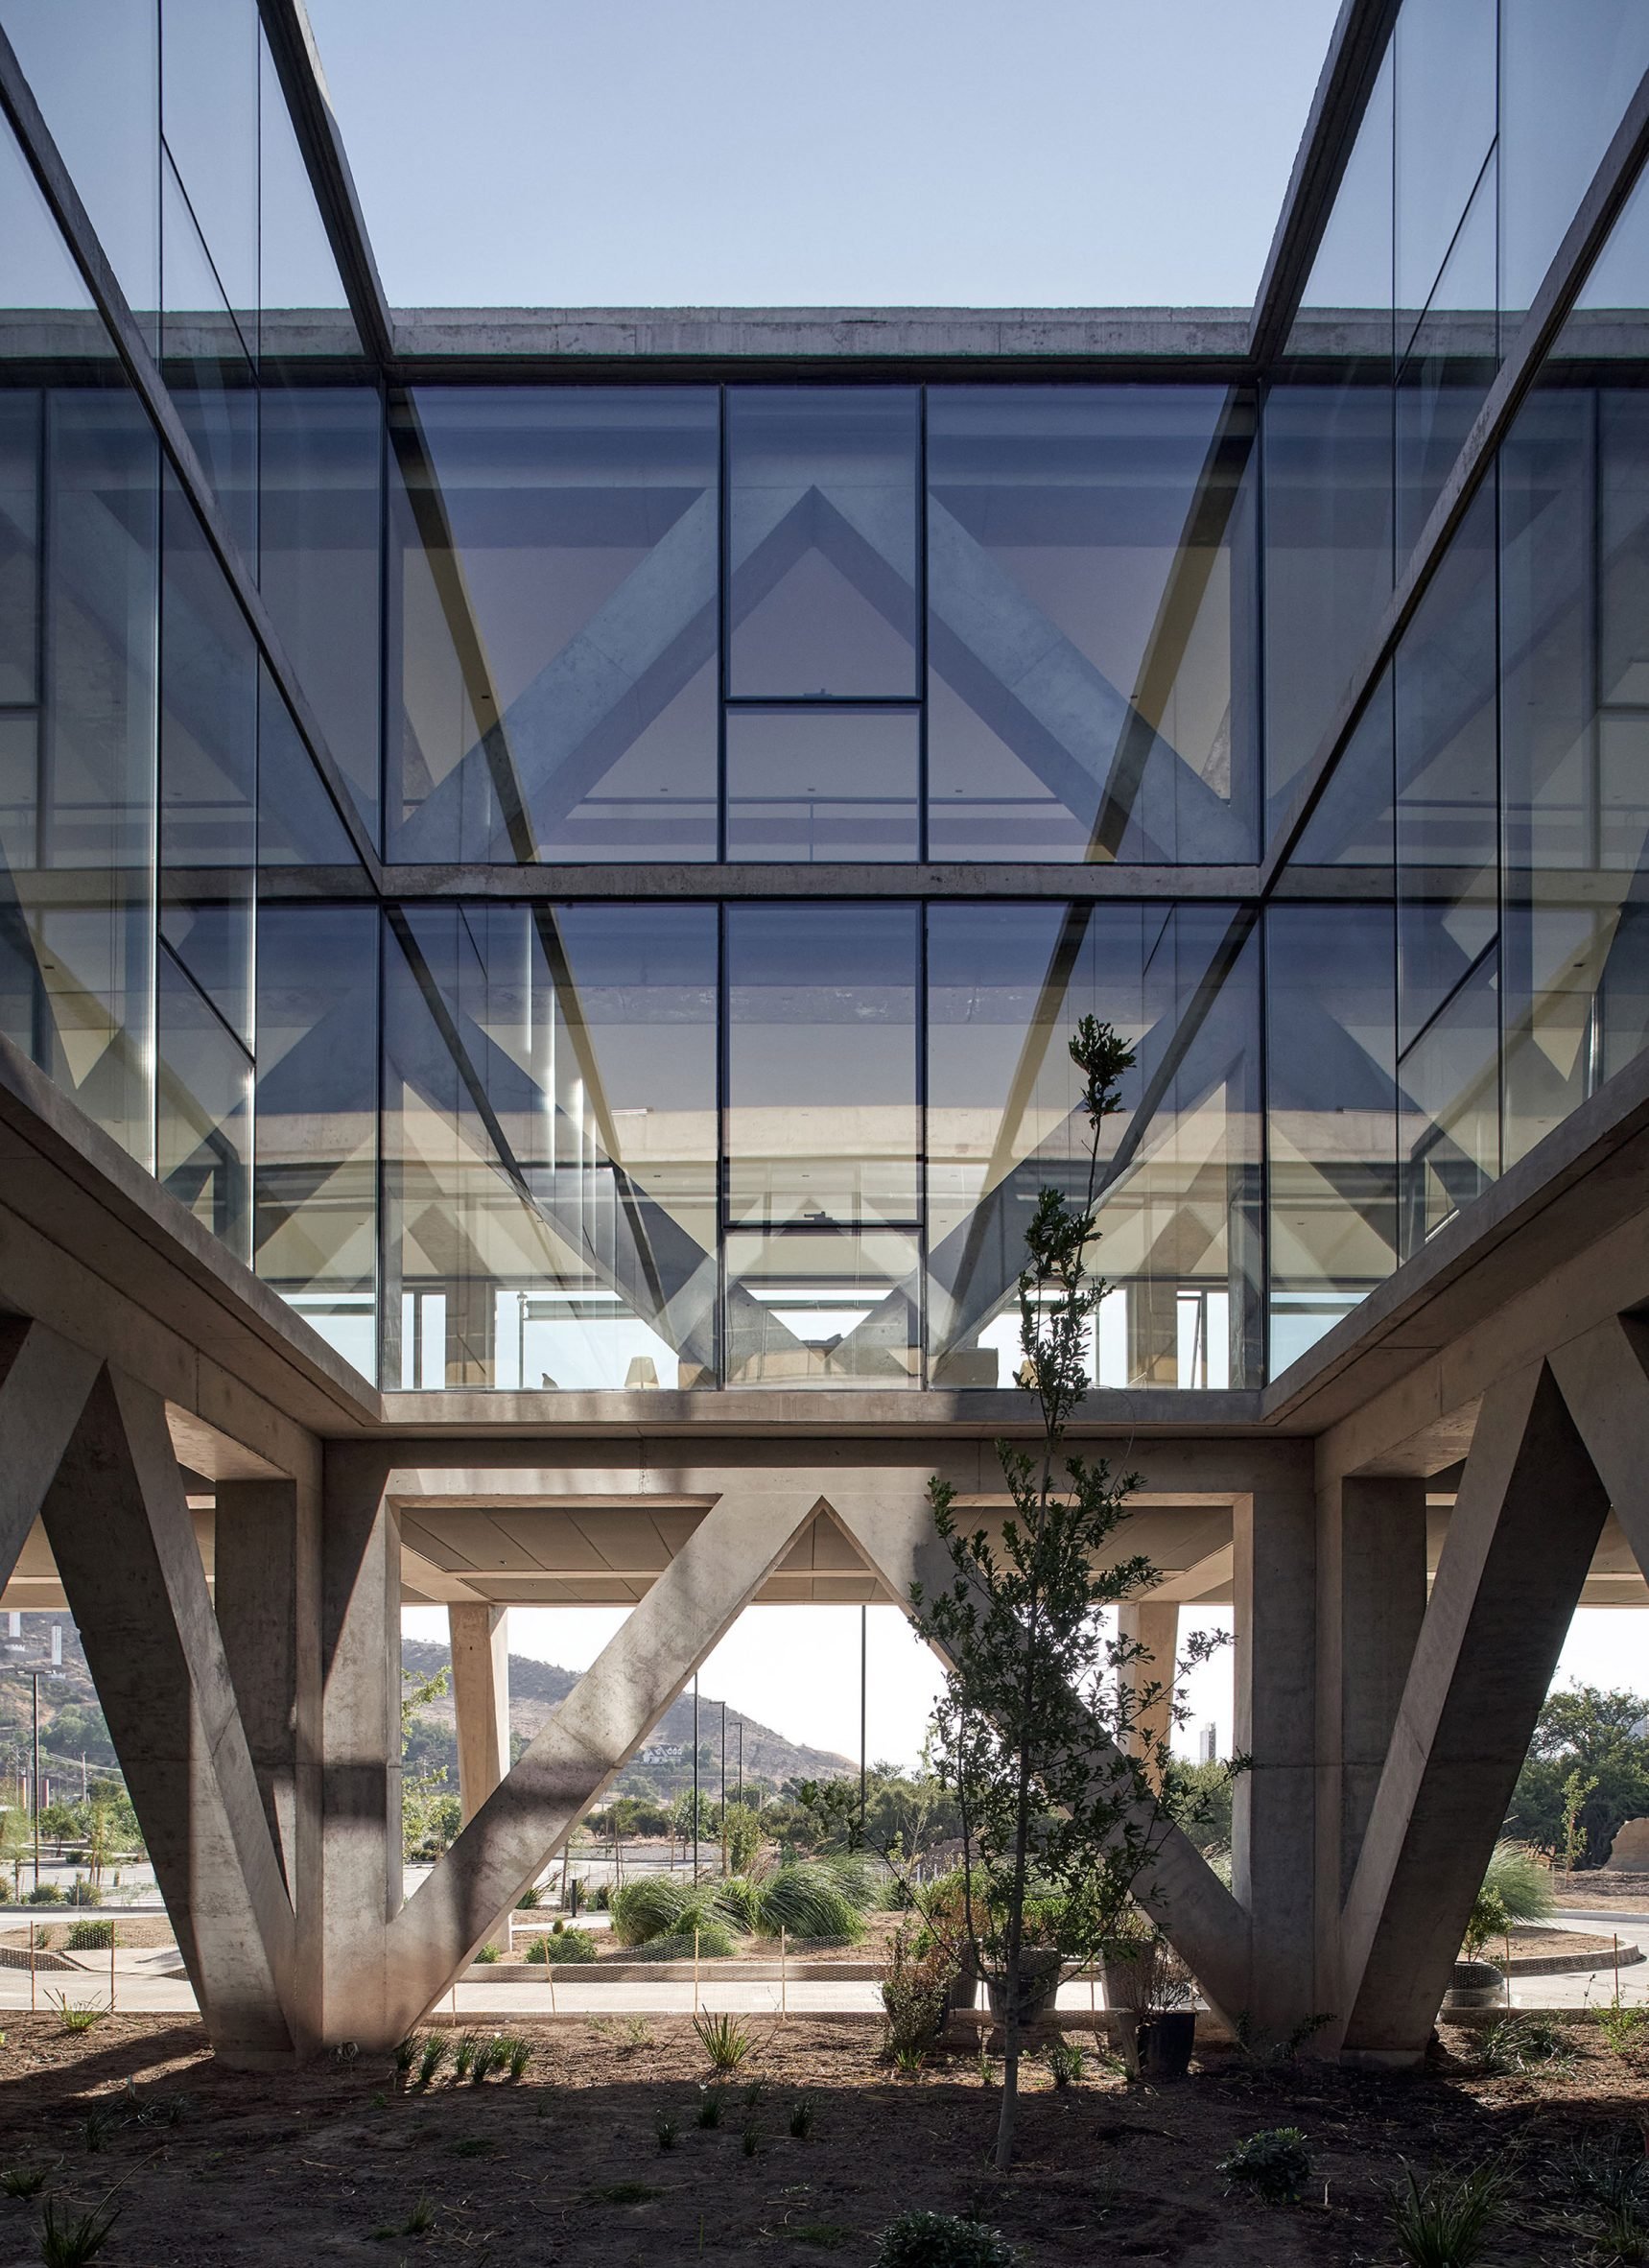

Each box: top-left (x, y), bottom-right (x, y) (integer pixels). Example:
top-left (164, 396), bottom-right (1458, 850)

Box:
top-left (1509, 1684), bottom-right (1649, 1867)
top-left (1166, 1759), bottom-right (1234, 1856)
top-left (0, 1806), bottom-right (30, 1898)
top-left (402, 1664), bottom-right (459, 1862)
top-left (42, 1703), bottom-right (116, 1768)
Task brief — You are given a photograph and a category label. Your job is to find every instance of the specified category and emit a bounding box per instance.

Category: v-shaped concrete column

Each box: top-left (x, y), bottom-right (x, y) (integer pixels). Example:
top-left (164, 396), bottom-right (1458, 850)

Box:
top-left (0, 1319), bottom-right (100, 1585)
top-left (1337, 1363), bottom-right (1610, 2060)
top-left (41, 1370), bottom-right (299, 2066)
top-left (1548, 1313), bottom-right (1649, 1582)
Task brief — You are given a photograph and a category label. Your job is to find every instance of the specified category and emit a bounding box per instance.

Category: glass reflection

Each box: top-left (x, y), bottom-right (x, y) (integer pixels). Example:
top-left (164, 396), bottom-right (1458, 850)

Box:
top-left (1397, 154), bottom-right (1498, 560)
top-left (726, 903), bottom-right (918, 1231)
top-left (925, 903), bottom-right (1261, 1389)
top-left (1392, 0), bottom-right (1496, 355)
top-left (926, 387), bottom-right (1257, 862)
top-left (723, 1228), bottom-right (920, 1389)
top-left (255, 903), bottom-right (378, 1377)
top-left (160, 151), bottom-right (256, 560)
top-left (727, 388), bottom-right (918, 699)
top-left (724, 706), bottom-right (919, 861)
top-left (383, 904), bottom-right (717, 1390)
top-left (388, 389), bottom-right (718, 863)
top-left (1266, 902), bottom-right (1397, 1372)
top-left (1396, 484), bottom-right (1499, 1253)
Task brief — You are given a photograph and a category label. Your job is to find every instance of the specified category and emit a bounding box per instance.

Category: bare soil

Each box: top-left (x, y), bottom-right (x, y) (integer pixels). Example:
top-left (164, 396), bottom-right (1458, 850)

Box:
top-left (1558, 1874), bottom-right (1649, 1908)
top-left (0, 2013), bottom-right (1642, 2264)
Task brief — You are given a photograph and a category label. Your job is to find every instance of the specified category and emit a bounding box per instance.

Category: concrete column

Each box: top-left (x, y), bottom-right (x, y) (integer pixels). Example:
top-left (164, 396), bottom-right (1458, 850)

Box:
top-left (318, 1444), bottom-right (401, 2047)
top-left (215, 1480), bottom-right (301, 1887)
top-left (1118, 1599), bottom-right (1179, 1785)
top-left (1233, 1467), bottom-right (1317, 2041)
top-left (448, 1604), bottom-right (509, 1824)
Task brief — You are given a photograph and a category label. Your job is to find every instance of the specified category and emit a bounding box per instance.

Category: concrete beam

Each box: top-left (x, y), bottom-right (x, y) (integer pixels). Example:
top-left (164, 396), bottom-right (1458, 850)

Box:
top-left (448, 1604), bottom-right (510, 1825)
top-left (1118, 1601), bottom-right (1180, 1785)
top-left (1337, 1365), bottom-right (1610, 2060)
top-left (1547, 1315), bottom-right (1649, 1584)
top-left (214, 1480), bottom-right (303, 1891)
top-left (0, 1321), bottom-right (100, 1587)
top-left (41, 1370), bottom-right (297, 2065)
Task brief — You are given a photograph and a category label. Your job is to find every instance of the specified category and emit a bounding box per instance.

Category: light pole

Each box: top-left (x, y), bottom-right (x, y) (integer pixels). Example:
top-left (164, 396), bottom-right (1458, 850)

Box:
top-left (31, 1670), bottom-right (40, 1895)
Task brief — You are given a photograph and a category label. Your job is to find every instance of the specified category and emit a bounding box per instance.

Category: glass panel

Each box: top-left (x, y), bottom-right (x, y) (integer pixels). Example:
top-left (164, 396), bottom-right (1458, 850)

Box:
top-left (159, 0), bottom-right (257, 340)
top-left (925, 902), bottom-right (1262, 1389)
top-left (1393, 0), bottom-right (1496, 350)
top-left (383, 904), bottom-right (718, 1390)
top-left (1286, 47), bottom-right (1392, 358)
top-left (388, 388), bottom-right (718, 863)
top-left (159, 472), bottom-right (254, 1039)
top-left (0, 103), bottom-right (105, 341)
top-left (1395, 484), bottom-right (1498, 1254)
top-left (2, 0), bottom-right (160, 343)
top-left (1287, 670), bottom-right (1397, 870)
top-left (1266, 902), bottom-right (1397, 1373)
top-left (160, 151), bottom-right (256, 560)
top-left (19, 388), bottom-right (159, 1167)
top-left (727, 388), bottom-right (918, 699)
top-left (257, 664), bottom-right (365, 874)
top-left (0, 391), bottom-right (38, 704)
top-left (1499, 0), bottom-right (1649, 324)
top-left (258, 388), bottom-right (381, 835)
top-left (724, 706), bottom-right (919, 861)
top-left (723, 1228), bottom-right (919, 1389)
top-left (156, 943), bottom-right (251, 1259)
top-left (255, 903), bottom-right (378, 1377)
top-left (927, 387), bottom-right (1257, 862)
top-left (725, 903), bottom-right (918, 1231)
top-left (1396, 152), bottom-right (1498, 561)
top-left (256, 24), bottom-right (360, 363)
top-left (1262, 382), bottom-right (1394, 829)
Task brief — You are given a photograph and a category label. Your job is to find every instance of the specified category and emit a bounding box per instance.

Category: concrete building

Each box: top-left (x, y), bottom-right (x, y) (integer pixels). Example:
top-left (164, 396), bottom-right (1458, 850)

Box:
top-left (0, 0), bottom-right (1646, 2065)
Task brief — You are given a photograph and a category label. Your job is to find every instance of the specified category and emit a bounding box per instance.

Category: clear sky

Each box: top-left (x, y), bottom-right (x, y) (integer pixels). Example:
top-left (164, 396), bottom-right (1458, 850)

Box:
top-left (304, 0), bottom-right (1343, 308)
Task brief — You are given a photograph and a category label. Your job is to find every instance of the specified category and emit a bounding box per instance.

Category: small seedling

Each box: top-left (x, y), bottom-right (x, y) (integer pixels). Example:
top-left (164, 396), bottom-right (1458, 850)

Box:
top-left (792, 2224), bottom-right (852, 2251)
top-left (446, 2137), bottom-right (492, 2160)
top-left (415, 2034), bottom-right (449, 2089)
top-left (693, 2012), bottom-right (753, 2074)
top-left (449, 2032), bottom-right (479, 2081)
top-left (975, 2049), bottom-right (994, 2089)
top-left (595, 2183), bottom-right (662, 2205)
top-left (1598, 2004), bottom-right (1648, 2053)
top-left (655, 2113), bottom-right (677, 2151)
top-left (0, 2167), bottom-right (45, 2197)
top-left (403, 2194), bottom-right (434, 2234)
top-left (1390, 2162), bottom-right (1502, 2268)
top-left (695, 2090), bottom-right (722, 2129)
top-left (742, 2079), bottom-right (765, 2108)
top-left (891, 2043), bottom-right (924, 2078)
top-left (38, 2194), bottom-right (119, 2268)
top-left (393, 2037), bottom-right (419, 2084)
top-left (1044, 2039), bottom-right (1084, 2090)
top-left (48, 1997), bottom-right (101, 2037)
top-left (742, 2124), bottom-right (760, 2159)
top-left (788, 2096), bottom-right (813, 2139)
top-left (80, 2109), bottom-right (115, 2155)
top-left (1218, 2127), bottom-right (1311, 2206)
top-left (870, 2208), bottom-right (1017, 2266)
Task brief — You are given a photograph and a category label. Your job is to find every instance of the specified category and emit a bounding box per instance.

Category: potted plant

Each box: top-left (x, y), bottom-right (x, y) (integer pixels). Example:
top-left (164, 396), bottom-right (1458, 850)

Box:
top-left (1107, 1928), bottom-right (1197, 2077)
top-left (1443, 1841), bottom-right (1555, 2013)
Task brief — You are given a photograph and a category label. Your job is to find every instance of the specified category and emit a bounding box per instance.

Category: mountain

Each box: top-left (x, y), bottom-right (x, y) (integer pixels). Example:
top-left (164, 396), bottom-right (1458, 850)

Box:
top-left (401, 1638), bottom-right (853, 1798)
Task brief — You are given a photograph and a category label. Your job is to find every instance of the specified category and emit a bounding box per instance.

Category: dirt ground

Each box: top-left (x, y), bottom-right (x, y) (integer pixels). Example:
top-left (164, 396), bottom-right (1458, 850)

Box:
top-left (0, 2012), bottom-right (1642, 2265)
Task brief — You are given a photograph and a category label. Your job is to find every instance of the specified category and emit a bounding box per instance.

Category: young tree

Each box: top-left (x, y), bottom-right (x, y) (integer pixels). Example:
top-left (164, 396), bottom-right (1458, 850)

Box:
top-left (911, 1016), bottom-right (1222, 2173)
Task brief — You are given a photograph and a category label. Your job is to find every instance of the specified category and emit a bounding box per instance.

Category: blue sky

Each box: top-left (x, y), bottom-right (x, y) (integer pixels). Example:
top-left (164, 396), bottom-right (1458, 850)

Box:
top-left (305, 0), bottom-right (1342, 307)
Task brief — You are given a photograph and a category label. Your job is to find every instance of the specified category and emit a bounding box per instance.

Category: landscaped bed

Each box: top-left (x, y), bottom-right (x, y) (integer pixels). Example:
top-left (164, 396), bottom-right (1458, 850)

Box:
top-left (0, 2009), bottom-right (1643, 2263)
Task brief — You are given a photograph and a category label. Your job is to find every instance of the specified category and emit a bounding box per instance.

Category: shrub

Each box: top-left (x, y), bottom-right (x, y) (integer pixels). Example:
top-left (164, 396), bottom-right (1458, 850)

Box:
top-left (415, 2033), bottom-right (449, 2088)
top-left (753, 1862), bottom-right (865, 1944)
top-left (25, 1886), bottom-right (63, 1906)
top-left (1391, 2163), bottom-right (1501, 2268)
top-left (473, 1941), bottom-right (501, 1965)
top-left (882, 1926), bottom-right (955, 2059)
top-left (717, 1875), bottom-right (764, 1932)
top-left (872, 2209), bottom-right (1019, 2266)
top-left (632, 1923), bottom-right (737, 1962)
top-left (516, 1884), bottom-right (541, 1910)
top-left (468, 2034), bottom-right (505, 2082)
top-left (1598, 2004), bottom-right (1649, 2053)
top-left (789, 2095), bottom-right (813, 2138)
top-left (1219, 2127), bottom-right (1312, 2206)
top-left (526, 1927), bottom-right (597, 1964)
top-left (1044, 2039), bottom-right (1084, 2089)
top-left (1481, 1841), bottom-right (1554, 1925)
top-left (63, 1880), bottom-right (101, 1909)
top-left (609, 1876), bottom-right (737, 1948)
top-left (0, 2167), bottom-right (45, 2198)
top-left (450, 2031), bottom-right (479, 2081)
top-left (1476, 2013), bottom-right (1569, 2075)
top-left (50, 1996), bottom-right (100, 2034)
top-left (693, 2011), bottom-right (754, 2074)
top-left (65, 1921), bottom-right (114, 1952)
top-left (695, 2090), bottom-right (722, 2128)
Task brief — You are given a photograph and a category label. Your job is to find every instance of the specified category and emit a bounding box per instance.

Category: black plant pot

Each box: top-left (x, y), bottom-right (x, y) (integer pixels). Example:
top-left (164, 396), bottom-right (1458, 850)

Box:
top-left (984, 1951), bottom-right (1064, 2026)
top-left (1442, 1959), bottom-right (1504, 2012)
top-left (1128, 2009), bottom-right (1195, 2079)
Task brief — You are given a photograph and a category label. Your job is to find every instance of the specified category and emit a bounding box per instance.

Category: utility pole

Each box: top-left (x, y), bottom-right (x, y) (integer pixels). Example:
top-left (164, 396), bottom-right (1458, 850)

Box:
top-left (737, 1719), bottom-right (743, 1810)
top-left (31, 1672), bottom-right (40, 1895)
top-left (866, 1596), bottom-right (875, 1823)
top-left (719, 1700), bottom-right (727, 1874)
top-left (692, 1674), bottom-right (699, 1879)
